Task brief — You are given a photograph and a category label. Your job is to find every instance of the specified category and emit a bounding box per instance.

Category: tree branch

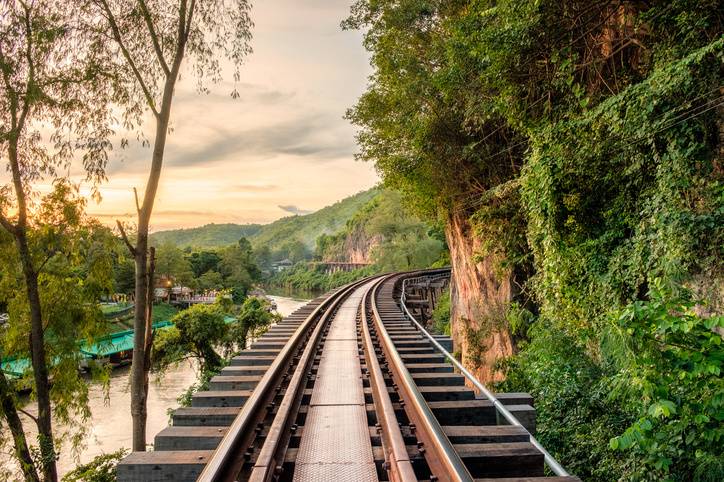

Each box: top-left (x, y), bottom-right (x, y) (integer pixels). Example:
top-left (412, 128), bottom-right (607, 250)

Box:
top-left (0, 212), bottom-right (16, 235)
top-left (3, 3), bottom-right (36, 231)
top-left (133, 187), bottom-right (141, 214)
top-left (17, 408), bottom-right (39, 425)
top-left (96, 0), bottom-right (159, 117)
top-left (0, 43), bottom-right (16, 101)
top-left (136, 0), bottom-right (170, 76)
top-left (174, 0), bottom-right (190, 65)
top-left (16, 1), bottom-right (34, 135)
top-left (184, 0), bottom-right (197, 39)
top-left (116, 220), bottom-right (137, 256)
top-left (36, 249), bottom-right (58, 274)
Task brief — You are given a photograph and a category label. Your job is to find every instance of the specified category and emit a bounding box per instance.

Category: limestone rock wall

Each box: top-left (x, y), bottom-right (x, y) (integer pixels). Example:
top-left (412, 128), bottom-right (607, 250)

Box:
top-left (446, 212), bottom-right (515, 383)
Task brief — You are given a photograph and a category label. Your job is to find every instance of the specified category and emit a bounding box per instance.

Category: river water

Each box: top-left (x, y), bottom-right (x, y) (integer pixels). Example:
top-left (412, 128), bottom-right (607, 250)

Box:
top-left (1, 295), bottom-right (308, 479)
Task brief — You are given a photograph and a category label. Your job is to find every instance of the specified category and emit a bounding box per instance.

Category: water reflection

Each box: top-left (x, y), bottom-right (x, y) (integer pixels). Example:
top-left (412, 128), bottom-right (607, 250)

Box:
top-left (264, 285), bottom-right (323, 300)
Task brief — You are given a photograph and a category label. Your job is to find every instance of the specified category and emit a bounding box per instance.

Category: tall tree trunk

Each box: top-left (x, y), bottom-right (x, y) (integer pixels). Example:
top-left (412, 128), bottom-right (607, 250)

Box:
top-left (6, 136), bottom-right (58, 481)
top-left (129, 76), bottom-right (176, 451)
top-left (130, 236), bottom-right (149, 451)
top-left (17, 247), bottom-right (57, 482)
top-left (0, 367), bottom-right (40, 482)
top-left (142, 248), bottom-right (155, 431)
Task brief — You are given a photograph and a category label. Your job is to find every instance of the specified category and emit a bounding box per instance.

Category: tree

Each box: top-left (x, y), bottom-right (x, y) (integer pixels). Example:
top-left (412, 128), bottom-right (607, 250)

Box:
top-left (226, 297), bottom-right (280, 350)
top-left (346, 0), bottom-right (722, 477)
top-left (0, 2), bottom-right (115, 479)
top-left (253, 244), bottom-right (272, 272)
top-left (155, 242), bottom-right (193, 287)
top-left (0, 184), bottom-right (116, 482)
top-left (188, 250), bottom-right (221, 278)
top-left (113, 257), bottom-right (136, 295)
top-left (155, 303), bottom-right (227, 373)
top-left (278, 239), bottom-right (310, 263)
top-left (83, 0), bottom-right (253, 450)
top-left (153, 297), bottom-right (280, 375)
top-left (195, 270), bottom-right (223, 291)
top-left (219, 237), bottom-right (260, 302)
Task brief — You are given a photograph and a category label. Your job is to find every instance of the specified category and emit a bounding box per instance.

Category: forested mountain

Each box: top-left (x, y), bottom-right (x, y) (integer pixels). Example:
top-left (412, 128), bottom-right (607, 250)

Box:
top-left (316, 189), bottom-right (446, 270)
top-left (248, 189), bottom-right (379, 253)
top-left (268, 189), bottom-right (449, 291)
top-left (345, 1), bottom-right (723, 480)
top-left (149, 189), bottom-right (379, 251)
top-left (150, 223), bottom-right (263, 248)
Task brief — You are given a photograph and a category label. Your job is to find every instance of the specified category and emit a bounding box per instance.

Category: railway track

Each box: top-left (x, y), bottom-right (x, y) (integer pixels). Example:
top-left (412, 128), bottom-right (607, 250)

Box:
top-left (118, 270), bottom-right (579, 482)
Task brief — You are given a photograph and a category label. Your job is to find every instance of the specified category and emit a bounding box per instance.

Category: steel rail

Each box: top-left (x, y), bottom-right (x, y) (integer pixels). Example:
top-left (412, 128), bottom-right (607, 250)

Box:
top-left (247, 277), bottom-right (379, 481)
top-left (361, 276), bottom-right (417, 482)
top-left (197, 277), bottom-right (375, 482)
top-left (371, 275), bottom-right (474, 482)
top-left (399, 272), bottom-right (571, 477)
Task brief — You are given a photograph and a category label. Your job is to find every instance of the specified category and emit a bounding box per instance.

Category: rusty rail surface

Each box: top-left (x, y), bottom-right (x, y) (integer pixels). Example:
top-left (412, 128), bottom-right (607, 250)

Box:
top-left (190, 267), bottom-right (574, 482)
top-left (361, 277), bottom-right (417, 482)
top-left (246, 276), bottom-right (384, 481)
top-left (197, 276), bottom-right (377, 482)
top-left (399, 273), bottom-right (571, 477)
top-left (370, 273), bottom-right (473, 482)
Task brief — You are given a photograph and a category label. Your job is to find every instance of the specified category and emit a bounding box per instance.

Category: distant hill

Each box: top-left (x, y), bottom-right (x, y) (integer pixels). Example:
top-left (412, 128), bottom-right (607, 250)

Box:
top-left (249, 189), bottom-right (380, 251)
top-left (150, 223), bottom-right (263, 248)
top-left (149, 189), bottom-right (380, 250)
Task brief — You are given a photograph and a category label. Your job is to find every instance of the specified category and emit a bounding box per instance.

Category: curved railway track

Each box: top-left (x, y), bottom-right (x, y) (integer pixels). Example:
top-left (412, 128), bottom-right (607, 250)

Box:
top-left (118, 270), bottom-right (579, 482)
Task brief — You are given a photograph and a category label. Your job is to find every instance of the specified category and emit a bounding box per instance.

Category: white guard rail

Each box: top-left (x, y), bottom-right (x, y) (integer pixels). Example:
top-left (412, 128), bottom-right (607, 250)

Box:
top-left (400, 274), bottom-right (571, 477)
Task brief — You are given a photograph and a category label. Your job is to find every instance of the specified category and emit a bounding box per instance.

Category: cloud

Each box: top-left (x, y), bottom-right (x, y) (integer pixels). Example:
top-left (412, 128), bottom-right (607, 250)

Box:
top-left (174, 84), bottom-right (295, 106)
top-left (105, 109), bottom-right (356, 175)
top-left (278, 204), bottom-right (312, 215)
top-left (75, 0), bottom-right (380, 231)
top-left (166, 112), bottom-right (355, 168)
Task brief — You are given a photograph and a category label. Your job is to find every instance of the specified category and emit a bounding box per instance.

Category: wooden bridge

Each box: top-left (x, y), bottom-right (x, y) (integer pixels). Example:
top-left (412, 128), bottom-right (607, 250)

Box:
top-left (118, 269), bottom-right (578, 482)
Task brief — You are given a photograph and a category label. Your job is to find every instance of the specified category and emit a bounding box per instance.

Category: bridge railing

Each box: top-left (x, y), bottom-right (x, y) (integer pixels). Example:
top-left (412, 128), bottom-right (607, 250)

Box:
top-left (400, 271), bottom-right (571, 477)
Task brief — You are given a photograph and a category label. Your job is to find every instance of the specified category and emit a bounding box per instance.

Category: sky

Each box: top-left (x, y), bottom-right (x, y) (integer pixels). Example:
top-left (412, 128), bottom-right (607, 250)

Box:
top-left (78, 1), bottom-right (379, 231)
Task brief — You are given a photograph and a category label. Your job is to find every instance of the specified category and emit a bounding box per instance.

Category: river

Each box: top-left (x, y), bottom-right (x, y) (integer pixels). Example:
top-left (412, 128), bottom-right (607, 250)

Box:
top-left (1, 295), bottom-right (309, 479)
top-left (264, 285), bottom-right (324, 300)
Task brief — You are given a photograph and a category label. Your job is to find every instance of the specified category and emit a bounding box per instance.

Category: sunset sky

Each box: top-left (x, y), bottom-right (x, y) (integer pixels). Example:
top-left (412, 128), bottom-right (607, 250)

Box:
top-left (81, 0), bottom-right (379, 231)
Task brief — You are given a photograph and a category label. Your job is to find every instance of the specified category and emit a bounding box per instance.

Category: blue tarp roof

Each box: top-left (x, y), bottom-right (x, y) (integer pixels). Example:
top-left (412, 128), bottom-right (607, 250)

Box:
top-left (1, 317), bottom-right (208, 376)
top-left (1, 357), bottom-right (31, 378)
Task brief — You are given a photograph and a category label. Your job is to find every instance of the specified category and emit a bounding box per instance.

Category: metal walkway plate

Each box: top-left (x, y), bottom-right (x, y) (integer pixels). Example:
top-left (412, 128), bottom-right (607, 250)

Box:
top-left (294, 282), bottom-right (378, 482)
top-left (294, 405), bottom-right (377, 481)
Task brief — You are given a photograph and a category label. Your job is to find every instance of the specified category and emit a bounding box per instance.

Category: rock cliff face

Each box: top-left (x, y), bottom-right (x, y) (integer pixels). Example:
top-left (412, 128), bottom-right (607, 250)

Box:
top-left (323, 221), bottom-right (382, 264)
top-left (446, 212), bottom-right (515, 383)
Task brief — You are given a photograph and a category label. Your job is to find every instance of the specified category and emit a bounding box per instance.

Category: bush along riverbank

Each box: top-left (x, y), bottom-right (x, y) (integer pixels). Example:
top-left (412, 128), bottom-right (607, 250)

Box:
top-left (266, 264), bottom-right (376, 292)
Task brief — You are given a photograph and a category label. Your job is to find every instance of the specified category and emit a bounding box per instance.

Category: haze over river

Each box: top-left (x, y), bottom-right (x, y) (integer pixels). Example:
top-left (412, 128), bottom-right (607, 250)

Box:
top-left (1, 295), bottom-right (308, 479)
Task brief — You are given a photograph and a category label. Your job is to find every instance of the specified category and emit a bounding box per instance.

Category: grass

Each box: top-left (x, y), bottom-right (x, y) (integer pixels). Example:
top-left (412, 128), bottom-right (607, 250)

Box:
top-left (152, 303), bottom-right (179, 323)
top-left (99, 302), bottom-right (132, 315)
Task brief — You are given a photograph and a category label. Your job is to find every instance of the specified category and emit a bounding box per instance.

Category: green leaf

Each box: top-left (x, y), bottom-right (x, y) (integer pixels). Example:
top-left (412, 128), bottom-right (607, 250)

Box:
top-left (609, 437), bottom-right (619, 450)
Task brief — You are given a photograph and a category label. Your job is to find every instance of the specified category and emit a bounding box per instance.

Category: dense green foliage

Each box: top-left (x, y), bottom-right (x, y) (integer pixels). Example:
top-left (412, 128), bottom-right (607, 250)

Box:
top-left (431, 290), bottom-right (451, 335)
top-left (153, 303), bottom-right (229, 373)
top-left (346, 0), bottom-right (723, 479)
top-left (0, 184), bottom-right (117, 474)
top-left (113, 237), bottom-right (261, 303)
top-left (268, 264), bottom-right (376, 292)
top-left (269, 190), bottom-right (447, 291)
top-left (146, 189), bottom-right (447, 295)
top-left (316, 190), bottom-right (447, 270)
top-left (151, 303), bottom-right (179, 324)
top-left (153, 297), bottom-right (280, 375)
top-left (246, 189), bottom-right (380, 255)
top-left (61, 449), bottom-right (127, 482)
